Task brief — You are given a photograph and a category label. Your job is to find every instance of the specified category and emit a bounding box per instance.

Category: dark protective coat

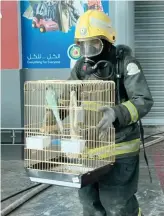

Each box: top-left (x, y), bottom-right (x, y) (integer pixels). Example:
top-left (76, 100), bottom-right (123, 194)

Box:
top-left (65, 45), bottom-right (154, 157)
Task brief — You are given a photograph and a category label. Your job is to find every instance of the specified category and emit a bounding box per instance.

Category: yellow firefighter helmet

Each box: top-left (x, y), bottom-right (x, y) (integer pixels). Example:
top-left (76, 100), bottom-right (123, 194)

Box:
top-left (75, 10), bottom-right (116, 44)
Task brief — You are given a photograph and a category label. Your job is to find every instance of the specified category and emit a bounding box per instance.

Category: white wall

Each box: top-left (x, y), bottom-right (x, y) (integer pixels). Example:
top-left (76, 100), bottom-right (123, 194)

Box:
top-left (110, 0), bottom-right (135, 53)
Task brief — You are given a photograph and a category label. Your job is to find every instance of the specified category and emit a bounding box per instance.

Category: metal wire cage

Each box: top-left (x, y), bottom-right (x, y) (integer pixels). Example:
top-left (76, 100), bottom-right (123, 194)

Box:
top-left (24, 80), bottom-right (115, 188)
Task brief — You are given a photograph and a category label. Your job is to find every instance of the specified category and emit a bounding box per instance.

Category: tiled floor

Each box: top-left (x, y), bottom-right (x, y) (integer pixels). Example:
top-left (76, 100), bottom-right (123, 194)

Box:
top-left (1, 143), bottom-right (164, 216)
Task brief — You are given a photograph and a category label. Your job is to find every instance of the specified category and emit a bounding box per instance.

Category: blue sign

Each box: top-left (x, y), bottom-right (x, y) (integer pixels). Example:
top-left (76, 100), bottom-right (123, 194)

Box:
top-left (21, 1), bottom-right (109, 69)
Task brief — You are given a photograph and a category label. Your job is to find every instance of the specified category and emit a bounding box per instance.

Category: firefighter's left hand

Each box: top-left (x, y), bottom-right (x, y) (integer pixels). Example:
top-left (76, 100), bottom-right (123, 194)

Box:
top-left (97, 106), bottom-right (116, 139)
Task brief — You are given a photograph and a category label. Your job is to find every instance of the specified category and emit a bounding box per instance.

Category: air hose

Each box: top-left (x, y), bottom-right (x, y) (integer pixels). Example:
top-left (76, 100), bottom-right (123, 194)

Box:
top-left (142, 131), bottom-right (164, 149)
top-left (1, 184), bottom-right (51, 216)
top-left (1, 183), bottom-right (41, 203)
top-left (144, 131), bottom-right (164, 140)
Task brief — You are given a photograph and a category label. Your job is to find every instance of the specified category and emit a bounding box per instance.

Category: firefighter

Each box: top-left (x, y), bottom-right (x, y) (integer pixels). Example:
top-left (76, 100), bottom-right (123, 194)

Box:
top-left (41, 9), bottom-right (153, 216)
top-left (68, 10), bottom-right (154, 216)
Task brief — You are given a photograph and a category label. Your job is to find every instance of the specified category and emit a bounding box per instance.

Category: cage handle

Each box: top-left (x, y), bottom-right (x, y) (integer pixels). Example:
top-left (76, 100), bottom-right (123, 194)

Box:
top-left (69, 91), bottom-right (78, 138)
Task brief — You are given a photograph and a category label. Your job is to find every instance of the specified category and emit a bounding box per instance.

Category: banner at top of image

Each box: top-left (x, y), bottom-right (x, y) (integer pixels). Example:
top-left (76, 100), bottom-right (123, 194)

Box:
top-left (21, 0), bottom-right (109, 69)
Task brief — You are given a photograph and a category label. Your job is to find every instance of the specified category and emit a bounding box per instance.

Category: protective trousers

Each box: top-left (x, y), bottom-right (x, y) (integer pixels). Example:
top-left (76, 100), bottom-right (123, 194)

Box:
top-left (78, 155), bottom-right (140, 216)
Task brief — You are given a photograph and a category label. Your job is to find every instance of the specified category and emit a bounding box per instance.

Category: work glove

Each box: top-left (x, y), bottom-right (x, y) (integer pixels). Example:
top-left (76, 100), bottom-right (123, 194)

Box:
top-left (97, 106), bottom-right (116, 140)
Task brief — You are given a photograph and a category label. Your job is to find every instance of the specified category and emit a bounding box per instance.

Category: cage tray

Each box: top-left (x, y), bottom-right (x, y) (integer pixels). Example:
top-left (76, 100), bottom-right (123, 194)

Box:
top-left (25, 157), bottom-right (113, 188)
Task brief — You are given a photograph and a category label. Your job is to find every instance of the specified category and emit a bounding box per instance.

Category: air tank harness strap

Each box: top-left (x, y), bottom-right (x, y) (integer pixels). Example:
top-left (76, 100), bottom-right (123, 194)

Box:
top-left (139, 120), bottom-right (152, 183)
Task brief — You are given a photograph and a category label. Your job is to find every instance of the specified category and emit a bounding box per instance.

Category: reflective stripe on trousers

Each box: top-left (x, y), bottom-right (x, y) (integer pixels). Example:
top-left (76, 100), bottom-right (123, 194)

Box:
top-left (138, 208), bottom-right (142, 216)
top-left (115, 138), bottom-right (140, 157)
top-left (86, 139), bottom-right (140, 159)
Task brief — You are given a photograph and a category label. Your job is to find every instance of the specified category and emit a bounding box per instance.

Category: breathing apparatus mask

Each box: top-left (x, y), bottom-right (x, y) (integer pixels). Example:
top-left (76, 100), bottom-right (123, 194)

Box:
top-left (76, 38), bottom-right (116, 80)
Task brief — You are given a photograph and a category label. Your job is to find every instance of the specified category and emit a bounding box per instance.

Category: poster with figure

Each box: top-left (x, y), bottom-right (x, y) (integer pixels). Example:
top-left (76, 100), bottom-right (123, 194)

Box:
top-left (21, 0), bottom-right (109, 69)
